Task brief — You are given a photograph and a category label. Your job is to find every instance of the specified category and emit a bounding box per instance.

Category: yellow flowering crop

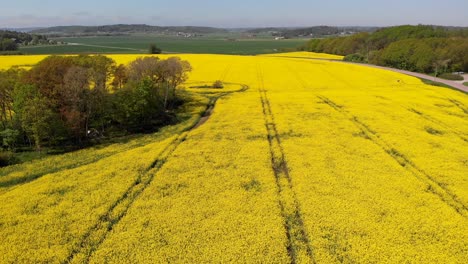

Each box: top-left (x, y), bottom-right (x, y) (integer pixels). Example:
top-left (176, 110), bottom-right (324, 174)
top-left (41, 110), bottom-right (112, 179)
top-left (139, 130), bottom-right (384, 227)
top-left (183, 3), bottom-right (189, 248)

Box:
top-left (261, 51), bottom-right (344, 60)
top-left (0, 52), bottom-right (466, 263)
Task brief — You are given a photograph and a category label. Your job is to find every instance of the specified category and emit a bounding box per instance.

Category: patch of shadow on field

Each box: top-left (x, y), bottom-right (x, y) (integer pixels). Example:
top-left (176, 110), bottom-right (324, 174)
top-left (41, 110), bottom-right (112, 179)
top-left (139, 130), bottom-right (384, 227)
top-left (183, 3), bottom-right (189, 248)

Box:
top-left (447, 98), bottom-right (468, 114)
top-left (375, 95), bottom-right (390, 101)
top-left (319, 95), bottom-right (468, 216)
top-left (434, 103), bottom-right (454, 108)
top-left (242, 179), bottom-right (262, 192)
top-left (246, 134), bottom-right (265, 141)
top-left (424, 126), bottom-right (444, 136)
top-left (156, 183), bottom-right (188, 198)
top-left (0, 152), bottom-right (108, 190)
top-left (352, 131), bottom-right (371, 139)
top-left (301, 112), bottom-right (331, 120)
top-left (407, 108), bottom-right (467, 142)
top-left (279, 130), bottom-right (304, 139)
top-left (321, 229), bottom-right (356, 264)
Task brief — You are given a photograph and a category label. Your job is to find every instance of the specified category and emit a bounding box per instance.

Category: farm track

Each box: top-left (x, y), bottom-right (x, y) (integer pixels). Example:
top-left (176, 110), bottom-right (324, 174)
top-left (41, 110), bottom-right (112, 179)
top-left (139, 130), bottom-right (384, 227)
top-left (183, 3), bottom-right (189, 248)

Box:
top-left (68, 43), bottom-right (146, 52)
top-left (193, 84), bottom-right (249, 129)
top-left (318, 95), bottom-right (468, 216)
top-left (256, 64), bottom-right (315, 264)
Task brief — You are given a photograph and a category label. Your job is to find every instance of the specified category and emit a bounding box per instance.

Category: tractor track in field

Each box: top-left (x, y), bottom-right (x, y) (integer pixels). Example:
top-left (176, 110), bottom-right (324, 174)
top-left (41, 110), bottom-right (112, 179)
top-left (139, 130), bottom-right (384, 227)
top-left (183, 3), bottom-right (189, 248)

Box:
top-left (64, 132), bottom-right (188, 264)
top-left (220, 63), bottom-right (233, 82)
top-left (318, 62), bottom-right (468, 143)
top-left (276, 55), bottom-right (468, 93)
top-left (318, 95), bottom-right (467, 216)
top-left (282, 62), bottom-right (467, 216)
top-left (256, 64), bottom-right (315, 264)
top-left (0, 79), bottom-right (248, 194)
top-left (65, 84), bottom-right (249, 263)
top-left (193, 83), bottom-right (249, 129)
top-left (309, 65), bottom-right (467, 215)
top-left (407, 108), bottom-right (468, 143)
top-left (318, 63), bottom-right (468, 143)
top-left (447, 98), bottom-right (468, 114)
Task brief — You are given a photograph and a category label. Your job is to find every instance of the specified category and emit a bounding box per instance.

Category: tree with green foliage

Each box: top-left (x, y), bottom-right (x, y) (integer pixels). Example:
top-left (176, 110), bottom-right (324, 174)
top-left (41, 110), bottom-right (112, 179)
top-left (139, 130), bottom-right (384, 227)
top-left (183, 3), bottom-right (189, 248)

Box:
top-left (17, 88), bottom-right (57, 151)
top-left (149, 44), bottom-right (162, 54)
top-left (0, 38), bottom-right (18, 51)
top-left (0, 129), bottom-right (19, 151)
top-left (111, 64), bottom-right (128, 90)
top-left (0, 69), bottom-right (22, 128)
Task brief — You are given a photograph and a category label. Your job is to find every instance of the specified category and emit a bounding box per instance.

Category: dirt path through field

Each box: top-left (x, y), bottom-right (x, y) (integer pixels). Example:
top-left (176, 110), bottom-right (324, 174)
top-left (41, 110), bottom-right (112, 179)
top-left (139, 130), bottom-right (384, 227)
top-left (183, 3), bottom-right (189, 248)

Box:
top-left (68, 42), bottom-right (146, 52)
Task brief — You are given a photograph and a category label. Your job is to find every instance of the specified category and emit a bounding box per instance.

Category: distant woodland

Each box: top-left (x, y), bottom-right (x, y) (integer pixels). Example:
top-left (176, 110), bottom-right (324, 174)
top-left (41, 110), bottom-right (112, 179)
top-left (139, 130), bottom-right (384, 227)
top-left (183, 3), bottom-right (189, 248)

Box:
top-left (302, 25), bottom-right (468, 74)
top-left (0, 30), bottom-right (56, 53)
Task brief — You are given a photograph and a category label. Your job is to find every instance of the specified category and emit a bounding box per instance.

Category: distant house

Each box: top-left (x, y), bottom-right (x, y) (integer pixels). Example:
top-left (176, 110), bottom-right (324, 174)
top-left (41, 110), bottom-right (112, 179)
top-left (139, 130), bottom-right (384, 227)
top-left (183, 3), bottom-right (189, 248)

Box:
top-left (275, 37), bottom-right (285, 40)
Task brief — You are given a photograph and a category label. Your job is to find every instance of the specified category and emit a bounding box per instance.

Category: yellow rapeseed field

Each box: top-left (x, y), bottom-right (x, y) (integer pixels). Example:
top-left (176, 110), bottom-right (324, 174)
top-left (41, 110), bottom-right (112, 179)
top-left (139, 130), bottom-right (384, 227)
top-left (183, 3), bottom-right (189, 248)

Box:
top-left (0, 52), bottom-right (466, 263)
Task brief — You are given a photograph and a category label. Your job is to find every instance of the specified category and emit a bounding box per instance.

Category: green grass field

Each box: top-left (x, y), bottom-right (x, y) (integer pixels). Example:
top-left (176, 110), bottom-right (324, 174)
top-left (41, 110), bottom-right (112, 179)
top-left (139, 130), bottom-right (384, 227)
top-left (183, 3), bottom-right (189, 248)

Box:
top-left (19, 35), bottom-right (307, 55)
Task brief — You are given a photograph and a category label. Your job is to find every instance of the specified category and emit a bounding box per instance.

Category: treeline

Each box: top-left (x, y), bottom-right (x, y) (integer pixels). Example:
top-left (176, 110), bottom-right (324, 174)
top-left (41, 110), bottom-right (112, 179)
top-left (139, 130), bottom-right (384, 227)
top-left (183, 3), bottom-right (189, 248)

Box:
top-left (0, 55), bottom-right (191, 155)
top-left (245, 26), bottom-right (377, 38)
top-left (31, 24), bottom-right (227, 35)
top-left (276, 26), bottom-right (377, 38)
top-left (0, 30), bottom-right (53, 51)
top-left (301, 25), bottom-right (468, 73)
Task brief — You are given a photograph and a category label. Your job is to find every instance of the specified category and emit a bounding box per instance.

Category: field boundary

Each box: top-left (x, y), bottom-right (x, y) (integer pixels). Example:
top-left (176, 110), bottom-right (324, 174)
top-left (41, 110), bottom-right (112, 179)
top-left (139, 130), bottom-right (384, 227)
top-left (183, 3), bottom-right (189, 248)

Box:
top-left (256, 64), bottom-right (315, 264)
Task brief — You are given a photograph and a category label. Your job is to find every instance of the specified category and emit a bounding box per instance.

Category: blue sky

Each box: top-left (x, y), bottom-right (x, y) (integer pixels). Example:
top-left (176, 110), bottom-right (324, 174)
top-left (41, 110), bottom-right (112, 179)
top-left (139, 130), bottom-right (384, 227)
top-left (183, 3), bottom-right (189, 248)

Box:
top-left (1, 0), bottom-right (467, 27)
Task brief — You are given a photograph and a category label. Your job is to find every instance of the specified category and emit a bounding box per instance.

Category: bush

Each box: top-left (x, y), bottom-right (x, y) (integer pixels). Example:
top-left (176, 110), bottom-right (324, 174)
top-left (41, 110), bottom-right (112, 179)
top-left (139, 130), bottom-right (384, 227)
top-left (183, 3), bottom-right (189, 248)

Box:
top-left (344, 53), bottom-right (367, 63)
top-left (463, 82), bottom-right (468, 87)
top-left (438, 73), bottom-right (464, 81)
top-left (0, 129), bottom-right (20, 150)
top-left (0, 151), bottom-right (18, 167)
top-left (0, 51), bottom-right (24, 55)
top-left (213, 80), bottom-right (224, 88)
top-left (149, 44), bottom-right (162, 54)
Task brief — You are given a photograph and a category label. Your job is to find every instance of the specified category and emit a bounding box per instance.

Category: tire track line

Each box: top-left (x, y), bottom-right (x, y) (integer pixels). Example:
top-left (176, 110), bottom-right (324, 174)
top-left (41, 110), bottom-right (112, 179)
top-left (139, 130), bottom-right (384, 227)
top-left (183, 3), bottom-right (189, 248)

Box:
top-left (407, 108), bottom-right (468, 142)
top-left (282, 62), bottom-right (467, 216)
top-left (256, 63), bottom-right (315, 264)
top-left (65, 132), bottom-right (189, 264)
top-left (219, 63), bottom-right (233, 82)
top-left (65, 84), bottom-right (249, 263)
top-left (318, 95), bottom-right (467, 216)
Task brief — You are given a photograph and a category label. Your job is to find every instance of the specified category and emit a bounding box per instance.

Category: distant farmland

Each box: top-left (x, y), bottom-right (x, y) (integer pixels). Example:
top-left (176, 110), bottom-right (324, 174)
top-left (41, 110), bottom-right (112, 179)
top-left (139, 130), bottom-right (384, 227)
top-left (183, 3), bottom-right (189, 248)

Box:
top-left (19, 35), bottom-right (307, 55)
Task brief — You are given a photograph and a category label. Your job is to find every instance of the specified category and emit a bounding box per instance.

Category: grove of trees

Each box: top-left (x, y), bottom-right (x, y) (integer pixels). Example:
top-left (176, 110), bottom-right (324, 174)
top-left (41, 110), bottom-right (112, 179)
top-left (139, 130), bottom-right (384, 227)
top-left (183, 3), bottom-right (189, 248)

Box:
top-left (0, 55), bottom-right (192, 156)
top-left (301, 25), bottom-right (468, 74)
top-left (0, 30), bottom-right (53, 52)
